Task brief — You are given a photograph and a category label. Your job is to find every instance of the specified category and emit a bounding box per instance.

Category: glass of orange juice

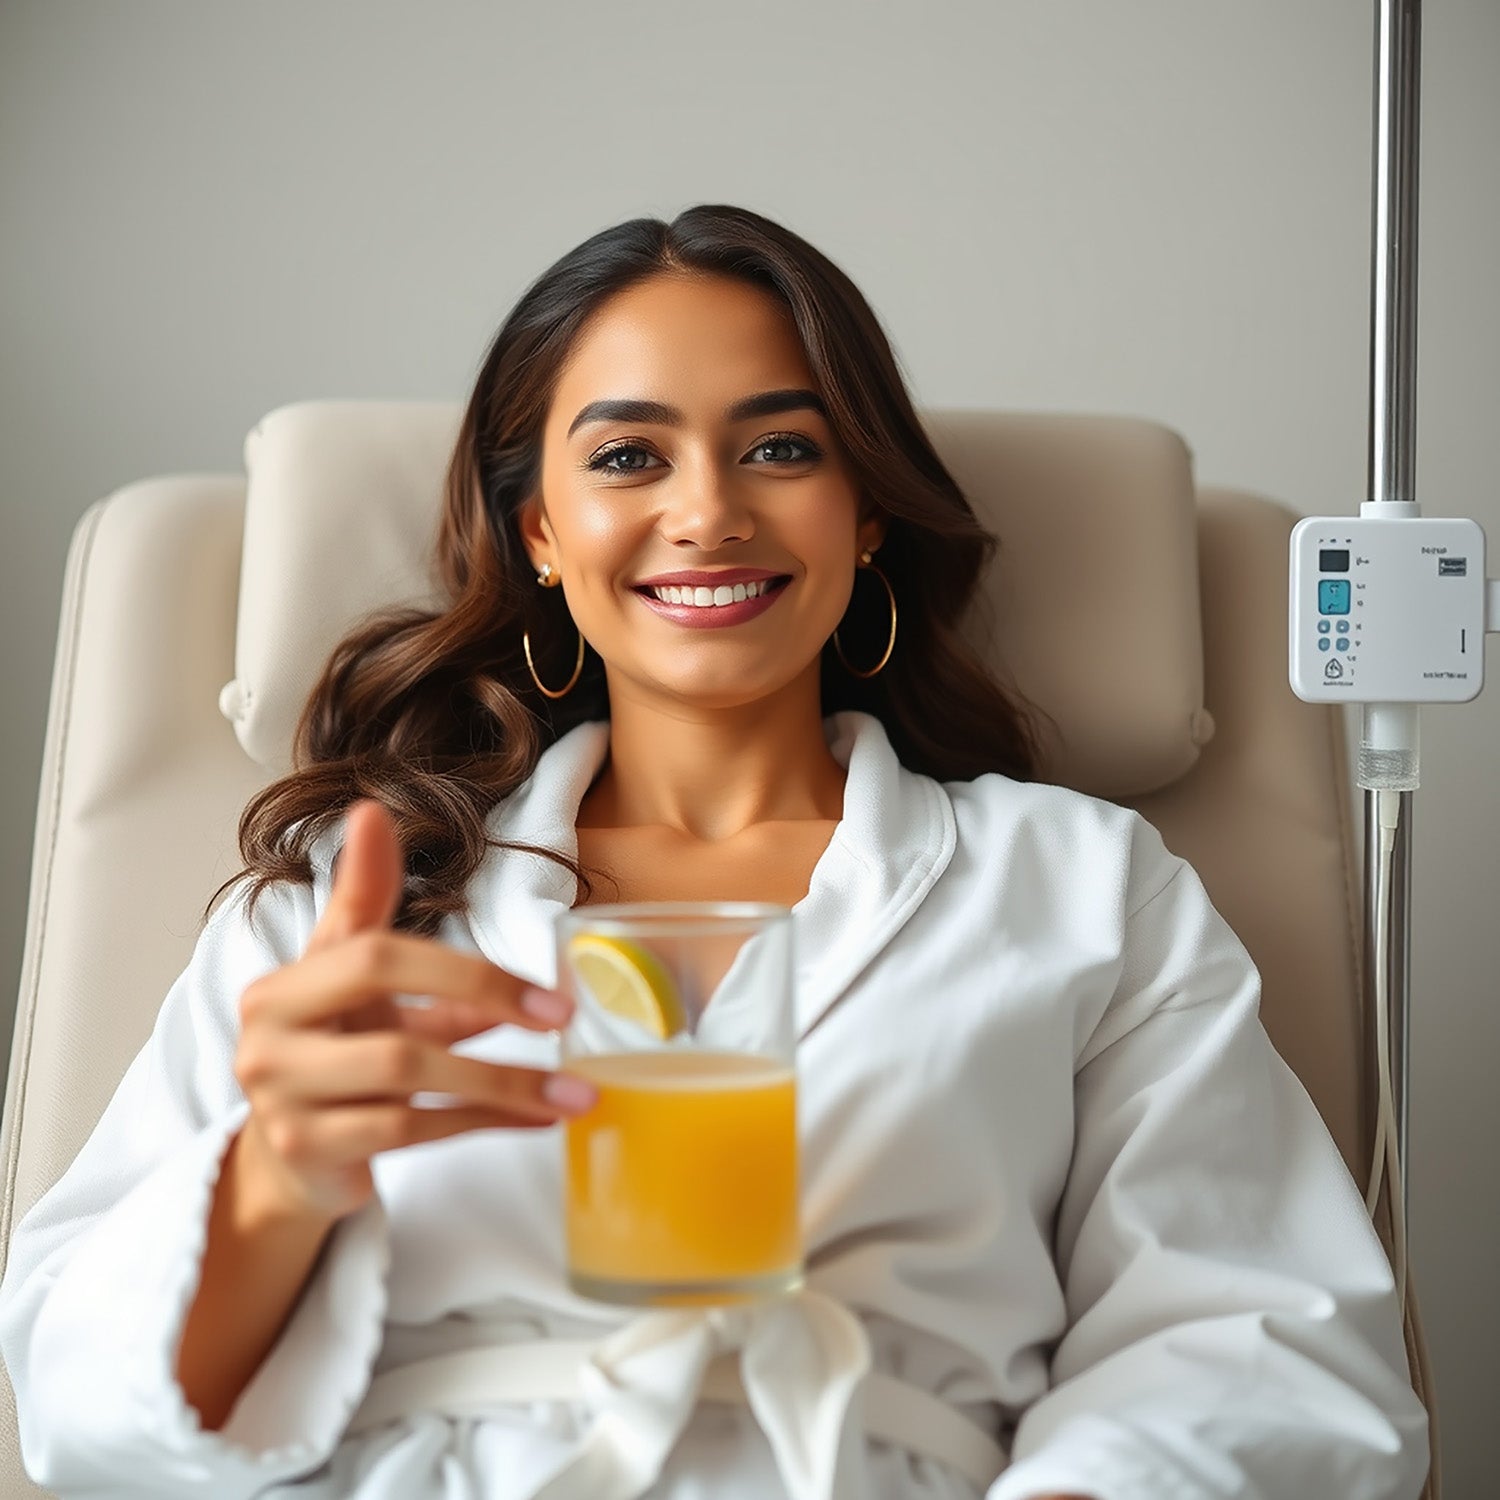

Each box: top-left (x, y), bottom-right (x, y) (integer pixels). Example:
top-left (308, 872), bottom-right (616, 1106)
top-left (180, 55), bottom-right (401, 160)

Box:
top-left (555, 903), bottom-right (800, 1307)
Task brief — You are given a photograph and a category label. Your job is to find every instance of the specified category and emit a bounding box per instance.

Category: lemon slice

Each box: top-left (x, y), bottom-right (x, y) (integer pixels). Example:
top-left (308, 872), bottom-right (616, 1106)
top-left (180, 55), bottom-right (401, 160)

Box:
top-left (567, 934), bottom-right (686, 1038)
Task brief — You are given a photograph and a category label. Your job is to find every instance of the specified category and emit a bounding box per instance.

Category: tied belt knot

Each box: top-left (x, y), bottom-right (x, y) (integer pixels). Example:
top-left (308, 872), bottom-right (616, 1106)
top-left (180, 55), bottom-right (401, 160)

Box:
top-left (349, 1289), bottom-right (1009, 1498)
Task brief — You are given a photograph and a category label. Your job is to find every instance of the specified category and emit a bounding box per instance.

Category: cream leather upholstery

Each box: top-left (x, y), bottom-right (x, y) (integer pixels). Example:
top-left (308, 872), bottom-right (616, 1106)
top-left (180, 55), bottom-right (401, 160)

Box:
top-left (0, 406), bottom-right (1436, 1496)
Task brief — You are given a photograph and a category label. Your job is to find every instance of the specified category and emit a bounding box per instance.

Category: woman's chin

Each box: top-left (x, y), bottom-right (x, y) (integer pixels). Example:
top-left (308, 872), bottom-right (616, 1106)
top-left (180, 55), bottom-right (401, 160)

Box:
top-left (610, 667), bottom-right (818, 715)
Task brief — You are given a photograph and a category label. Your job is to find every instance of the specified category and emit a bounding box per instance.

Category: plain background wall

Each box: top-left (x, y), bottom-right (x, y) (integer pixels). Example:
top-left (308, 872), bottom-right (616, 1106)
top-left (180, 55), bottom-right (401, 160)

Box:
top-left (2, 0), bottom-right (1495, 1488)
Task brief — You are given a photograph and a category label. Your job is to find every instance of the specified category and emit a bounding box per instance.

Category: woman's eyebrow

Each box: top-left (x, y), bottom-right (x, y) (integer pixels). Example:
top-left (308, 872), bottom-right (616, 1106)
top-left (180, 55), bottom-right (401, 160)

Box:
top-left (567, 388), bottom-right (828, 439)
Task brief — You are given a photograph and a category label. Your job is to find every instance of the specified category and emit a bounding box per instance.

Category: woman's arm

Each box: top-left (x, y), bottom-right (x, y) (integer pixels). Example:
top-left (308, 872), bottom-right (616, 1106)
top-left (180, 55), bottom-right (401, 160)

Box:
top-left (175, 800), bottom-right (585, 1432)
top-left (174, 1121), bottom-right (340, 1430)
top-left (986, 816), bottom-right (1428, 1500)
top-left (0, 881), bottom-right (391, 1499)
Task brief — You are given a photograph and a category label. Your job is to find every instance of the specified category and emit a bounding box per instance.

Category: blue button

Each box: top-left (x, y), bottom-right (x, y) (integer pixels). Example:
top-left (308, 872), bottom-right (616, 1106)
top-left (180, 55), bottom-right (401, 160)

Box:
top-left (1318, 638), bottom-right (1332, 651)
top-left (1318, 620), bottom-right (1331, 634)
top-left (1336, 638), bottom-right (1350, 651)
top-left (1336, 620), bottom-right (1350, 633)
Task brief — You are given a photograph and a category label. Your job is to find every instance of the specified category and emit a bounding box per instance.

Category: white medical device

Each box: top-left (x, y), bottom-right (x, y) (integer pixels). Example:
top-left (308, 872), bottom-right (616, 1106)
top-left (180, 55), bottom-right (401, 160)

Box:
top-left (1289, 499), bottom-right (1498, 1322)
top-left (1290, 512), bottom-right (1490, 705)
top-left (1289, 505), bottom-right (1499, 1306)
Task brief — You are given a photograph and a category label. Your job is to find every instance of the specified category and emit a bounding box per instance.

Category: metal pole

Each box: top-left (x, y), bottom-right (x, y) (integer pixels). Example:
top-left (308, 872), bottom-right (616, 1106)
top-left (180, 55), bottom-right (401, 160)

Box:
top-left (1366, 0), bottom-right (1421, 1215)
top-left (1370, 0), bottom-right (1422, 506)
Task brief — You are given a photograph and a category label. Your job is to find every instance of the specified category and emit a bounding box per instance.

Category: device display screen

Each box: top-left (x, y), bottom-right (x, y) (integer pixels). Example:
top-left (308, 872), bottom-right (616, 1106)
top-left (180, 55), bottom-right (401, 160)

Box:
top-left (1319, 548), bottom-right (1350, 572)
top-left (1318, 579), bottom-right (1351, 615)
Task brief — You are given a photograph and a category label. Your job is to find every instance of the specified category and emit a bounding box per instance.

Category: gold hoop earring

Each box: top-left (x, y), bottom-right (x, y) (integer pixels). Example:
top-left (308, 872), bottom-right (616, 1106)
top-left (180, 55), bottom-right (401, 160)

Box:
top-left (833, 550), bottom-right (896, 679)
top-left (523, 624), bottom-right (585, 699)
top-left (524, 564), bottom-right (582, 698)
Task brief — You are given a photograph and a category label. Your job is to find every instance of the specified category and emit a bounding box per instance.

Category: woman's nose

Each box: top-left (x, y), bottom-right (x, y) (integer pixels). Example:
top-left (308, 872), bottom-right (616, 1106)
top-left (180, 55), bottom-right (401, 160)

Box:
top-left (659, 467), bottom-right (756, 550)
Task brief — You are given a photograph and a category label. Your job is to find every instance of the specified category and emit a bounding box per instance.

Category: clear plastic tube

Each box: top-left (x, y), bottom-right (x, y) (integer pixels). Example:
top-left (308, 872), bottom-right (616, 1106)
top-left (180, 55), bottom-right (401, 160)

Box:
top-left (1356, 703), bottom-right (1413, 1315)
top-left (1357, 702), bottom-right (1420, 792)
top-left (1366, 788), bottom-right (1408, 1317)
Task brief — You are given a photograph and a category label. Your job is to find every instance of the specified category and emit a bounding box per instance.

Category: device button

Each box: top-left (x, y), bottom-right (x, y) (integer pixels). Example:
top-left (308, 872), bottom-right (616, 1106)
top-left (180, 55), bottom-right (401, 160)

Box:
top-left (1336, 620), bottom-right (1350, 634)
top-left (1318, 620), bottom-right (1332, 634)
top-left (1336, 638), bottom-right (1351, 651)
top-left (1318, 638), bottom-right (1332, 651)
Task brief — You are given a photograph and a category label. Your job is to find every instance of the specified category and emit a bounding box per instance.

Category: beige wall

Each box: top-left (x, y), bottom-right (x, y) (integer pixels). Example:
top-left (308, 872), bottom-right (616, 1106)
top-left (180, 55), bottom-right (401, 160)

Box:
top-left (2, 0), bottom-right (1495, 1488)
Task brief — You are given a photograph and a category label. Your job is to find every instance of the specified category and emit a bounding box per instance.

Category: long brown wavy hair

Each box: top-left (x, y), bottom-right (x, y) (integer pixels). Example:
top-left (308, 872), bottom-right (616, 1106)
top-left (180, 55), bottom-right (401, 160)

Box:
top-left (211, 203), bottom-right (1044, 935)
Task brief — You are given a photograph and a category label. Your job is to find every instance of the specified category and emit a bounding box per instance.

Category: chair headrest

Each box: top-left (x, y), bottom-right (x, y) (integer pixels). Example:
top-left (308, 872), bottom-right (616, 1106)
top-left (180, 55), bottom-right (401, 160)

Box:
top-left (219, 401), bottom-right (1212, 797)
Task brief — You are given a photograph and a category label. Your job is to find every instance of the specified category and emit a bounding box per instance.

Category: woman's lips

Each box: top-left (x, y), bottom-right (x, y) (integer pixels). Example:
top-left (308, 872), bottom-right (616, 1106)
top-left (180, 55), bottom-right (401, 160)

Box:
top-left (632, 576), bottom-right (791, 630)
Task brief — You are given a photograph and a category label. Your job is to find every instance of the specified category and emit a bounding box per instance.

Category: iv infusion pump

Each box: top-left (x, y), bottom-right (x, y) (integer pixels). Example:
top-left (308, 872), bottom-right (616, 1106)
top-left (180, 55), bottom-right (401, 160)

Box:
top-left (1289, 514), bottom-right (1489, 704)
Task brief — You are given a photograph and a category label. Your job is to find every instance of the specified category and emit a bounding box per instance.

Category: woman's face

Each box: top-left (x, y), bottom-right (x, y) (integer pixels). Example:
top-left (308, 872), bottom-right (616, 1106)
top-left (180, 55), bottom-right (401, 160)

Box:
top-left (522, 273), bottom-right (884, 714)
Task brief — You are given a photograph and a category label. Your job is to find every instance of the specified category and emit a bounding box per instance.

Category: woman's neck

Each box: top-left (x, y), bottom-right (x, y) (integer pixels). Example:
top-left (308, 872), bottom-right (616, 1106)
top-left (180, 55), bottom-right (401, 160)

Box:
top-left (577, 675), bottom-right (846, 841)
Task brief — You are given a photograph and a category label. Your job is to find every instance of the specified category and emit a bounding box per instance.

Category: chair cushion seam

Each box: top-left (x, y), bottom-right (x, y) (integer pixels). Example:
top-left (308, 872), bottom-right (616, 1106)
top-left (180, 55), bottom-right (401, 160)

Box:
top-left (0, 498), bottom-right (109, 1270)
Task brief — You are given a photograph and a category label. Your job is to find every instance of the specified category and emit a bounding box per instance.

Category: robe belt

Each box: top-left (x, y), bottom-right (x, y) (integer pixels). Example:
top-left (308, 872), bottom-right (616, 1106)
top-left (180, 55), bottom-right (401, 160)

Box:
top-left (347, 1289), bottom-right (1009, 1499)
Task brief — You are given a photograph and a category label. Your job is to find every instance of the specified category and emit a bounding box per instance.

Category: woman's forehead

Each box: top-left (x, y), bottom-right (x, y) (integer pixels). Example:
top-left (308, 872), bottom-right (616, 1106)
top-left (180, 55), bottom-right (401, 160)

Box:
top-left (550, 276), bottom-right (815, 429)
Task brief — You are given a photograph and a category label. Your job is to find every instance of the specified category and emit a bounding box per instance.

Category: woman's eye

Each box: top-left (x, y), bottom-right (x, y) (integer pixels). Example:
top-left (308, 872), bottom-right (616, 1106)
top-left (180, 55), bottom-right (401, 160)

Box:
top-left (586, 432), bottom-right (822, 475)
top-left (746, 433), bottom-right (822, 465)
top-left (588, 444), bottom-right (660, 475)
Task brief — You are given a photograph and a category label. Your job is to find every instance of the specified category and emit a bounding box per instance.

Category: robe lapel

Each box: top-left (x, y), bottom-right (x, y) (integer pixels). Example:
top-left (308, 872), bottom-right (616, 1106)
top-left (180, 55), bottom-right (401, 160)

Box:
top-left (788, 714), bottom-right (956, 1037)
top-left (460, 719), bottom-right (609, 988)
top-left (462, 713), bottom-right (957, 1038)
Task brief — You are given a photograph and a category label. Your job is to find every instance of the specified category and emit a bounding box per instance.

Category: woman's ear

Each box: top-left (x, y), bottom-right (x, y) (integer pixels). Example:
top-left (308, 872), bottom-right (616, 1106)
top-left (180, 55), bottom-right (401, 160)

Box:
top-left (858, 511), bottom-right (889, 559)
top-left (517, 495), bottom-right (556, 574)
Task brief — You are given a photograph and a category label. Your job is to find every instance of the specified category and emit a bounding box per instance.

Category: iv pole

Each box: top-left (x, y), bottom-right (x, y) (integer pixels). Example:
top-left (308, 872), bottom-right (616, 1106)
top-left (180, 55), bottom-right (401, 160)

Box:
top-left (1365, 0), bottom-right (1419, 1221)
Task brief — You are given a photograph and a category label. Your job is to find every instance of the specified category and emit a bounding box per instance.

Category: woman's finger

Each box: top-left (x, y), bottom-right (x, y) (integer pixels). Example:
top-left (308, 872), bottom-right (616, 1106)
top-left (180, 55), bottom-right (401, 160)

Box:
top-left (303, 801), bottom-right (405, 956)
top-left (242, 1030), bottom-right (587, 1119)
top-left (241, 930), bottom-right (568, 1032)
top-left (348, 991), bottom-right (566, 1047)
top-left (265, 1101), bottom-right (561, 1174)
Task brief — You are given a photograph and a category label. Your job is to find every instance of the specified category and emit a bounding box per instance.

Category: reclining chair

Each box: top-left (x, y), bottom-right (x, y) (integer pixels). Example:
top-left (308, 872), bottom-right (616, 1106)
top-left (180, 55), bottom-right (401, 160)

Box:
top-left (0, 402), bottom-right (1439, 1496)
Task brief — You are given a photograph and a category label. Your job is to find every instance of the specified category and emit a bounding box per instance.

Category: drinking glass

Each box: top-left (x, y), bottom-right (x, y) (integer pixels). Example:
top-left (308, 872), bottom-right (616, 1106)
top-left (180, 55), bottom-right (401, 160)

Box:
top-left (555, 903), bottom-right (800, 1306)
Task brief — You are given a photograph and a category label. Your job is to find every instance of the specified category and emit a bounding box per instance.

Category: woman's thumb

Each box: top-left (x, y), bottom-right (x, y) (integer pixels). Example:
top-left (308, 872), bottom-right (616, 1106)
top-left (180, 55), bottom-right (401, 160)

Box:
top-left (310, 800), bottom-right (405, 950)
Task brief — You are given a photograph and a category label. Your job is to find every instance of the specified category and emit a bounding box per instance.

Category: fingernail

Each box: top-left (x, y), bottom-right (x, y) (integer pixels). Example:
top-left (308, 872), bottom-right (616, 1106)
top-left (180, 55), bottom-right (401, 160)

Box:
top-left (520, 986), bottom-right (574, 1026)
top-left (543, 1073), bottom-right (598, 1112)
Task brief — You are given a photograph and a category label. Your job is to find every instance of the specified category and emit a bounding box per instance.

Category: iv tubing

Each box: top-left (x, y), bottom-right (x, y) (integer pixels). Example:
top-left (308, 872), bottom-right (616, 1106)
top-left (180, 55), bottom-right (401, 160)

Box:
top-left (1366, 788), bottom-right (1408, 1317)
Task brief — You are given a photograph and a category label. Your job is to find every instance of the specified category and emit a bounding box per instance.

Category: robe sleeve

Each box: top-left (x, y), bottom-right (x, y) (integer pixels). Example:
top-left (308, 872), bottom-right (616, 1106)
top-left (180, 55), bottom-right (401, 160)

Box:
top-left (0, 878), bottom-right (391, 1498)
top-left (988, 815), bottom-right (1429, 1500)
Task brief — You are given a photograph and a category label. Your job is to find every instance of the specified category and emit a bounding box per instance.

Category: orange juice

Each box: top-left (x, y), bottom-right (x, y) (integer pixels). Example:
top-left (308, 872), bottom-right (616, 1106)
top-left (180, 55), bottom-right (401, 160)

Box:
top-left (563, 1050), bottom-right (801, 1302)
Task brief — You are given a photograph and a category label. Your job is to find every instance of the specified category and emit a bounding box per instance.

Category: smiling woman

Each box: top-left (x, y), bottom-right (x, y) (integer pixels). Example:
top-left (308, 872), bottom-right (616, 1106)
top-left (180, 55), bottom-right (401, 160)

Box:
top-left (212, 204), bottom-right (1045, 933)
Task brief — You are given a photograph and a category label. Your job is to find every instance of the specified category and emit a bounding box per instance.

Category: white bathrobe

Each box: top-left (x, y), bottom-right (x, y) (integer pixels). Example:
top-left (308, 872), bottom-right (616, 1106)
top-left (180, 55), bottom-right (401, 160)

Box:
top-left (0, 712), bottom-right (1428, 1499)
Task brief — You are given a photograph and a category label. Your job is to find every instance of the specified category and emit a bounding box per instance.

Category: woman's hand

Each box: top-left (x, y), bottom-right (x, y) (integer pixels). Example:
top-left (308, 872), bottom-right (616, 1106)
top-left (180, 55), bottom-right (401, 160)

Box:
top-left (231, 799), bottom-right (593, 1223)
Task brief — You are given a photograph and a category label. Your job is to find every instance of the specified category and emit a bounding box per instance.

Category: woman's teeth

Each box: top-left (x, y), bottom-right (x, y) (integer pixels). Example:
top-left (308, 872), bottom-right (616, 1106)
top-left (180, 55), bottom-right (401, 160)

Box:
top-left (647, 579), bottom-right (778, 607)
